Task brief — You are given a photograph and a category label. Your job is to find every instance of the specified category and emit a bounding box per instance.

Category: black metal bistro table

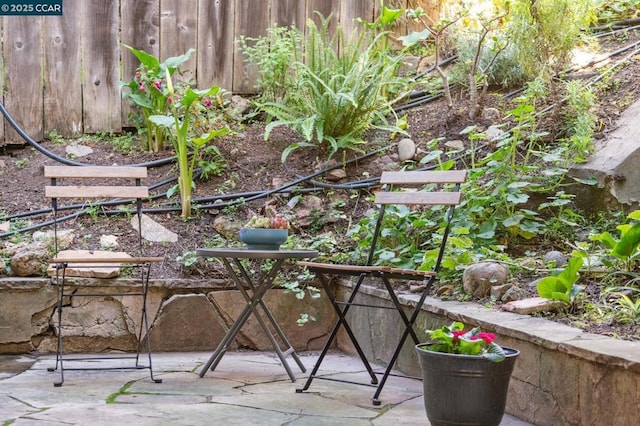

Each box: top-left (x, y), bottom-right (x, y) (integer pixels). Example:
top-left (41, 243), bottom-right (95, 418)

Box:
top-left (195, 247), bottom-right (318, 382)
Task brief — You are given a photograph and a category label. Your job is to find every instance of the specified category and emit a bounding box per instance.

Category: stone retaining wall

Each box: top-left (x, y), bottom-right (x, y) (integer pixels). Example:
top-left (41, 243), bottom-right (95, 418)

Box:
top-left (0, 277), bottom-right (335, 354)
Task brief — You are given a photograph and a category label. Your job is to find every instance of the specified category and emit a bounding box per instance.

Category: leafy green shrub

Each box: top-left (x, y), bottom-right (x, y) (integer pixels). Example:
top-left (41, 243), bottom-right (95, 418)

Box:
top-left (257, 15), bottom-right (412, 162)
top-left (561, 80), bottom-right (596, 162)
top-left (121, 46), bottom-right (194, 152)
top-left (507, 0), bottom-right (597, 78)
top-left (612, 291), bottom-right (640, 324)
top-left (591, 210), bottom-right (640, 271)
top-left (238, 25), bottom-right (302, 104)
top-left (593, 0), bottom-right (640, 26)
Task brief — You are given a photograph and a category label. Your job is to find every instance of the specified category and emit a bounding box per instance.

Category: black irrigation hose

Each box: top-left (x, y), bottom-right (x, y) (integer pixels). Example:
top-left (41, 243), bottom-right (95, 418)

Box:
top-left (0, 101), bottom-right (177, 169)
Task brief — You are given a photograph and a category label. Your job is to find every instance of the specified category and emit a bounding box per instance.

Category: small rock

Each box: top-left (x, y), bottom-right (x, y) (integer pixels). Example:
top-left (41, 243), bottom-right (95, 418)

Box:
top-left (527, 277), bottom-right (543, 291)
top-left (10, 241), bottom-right (51, 276)
top-left (481, 107), bottom-right (501, 122)
top-left (544, 250), bottom-right (568, 267)
top-left (132, 214), bottom-right (178, 243)
top-left (435, 285), bottom-right (455, 296)
top-left (417, 55), bottom-right (436, 74)
top-left (100, 235), bottom-right (119, 250)
top-left (213, 216), bottom-right (239, 240)
top-left (462, 262), bottom-right (509, 298)
top-left (293, 195), bottom-right (325, 228)
top-left (485, 125), bottom-right (506, 141)
top-left (65, 144), bottom-right (93, 157)
top-left (501, 286), bottom-right (526, 303)
top-left (398, 56), bottom-right (421, 76)
top-left (326, 168), bottom-right (347, 181)
top-left (397, 138), bottom-right (417, 162)
top-left (490, 283), bottom-right (513, 300)
top-left (444, 140), bottom-right (465, 151)
top-left (32, 229), bottom-right (75, 249)
top-left (502, 297), bottom-right (565, 314)
top-left (229, 95), bottom-right (251, 122)
top-left (409, 283), bottom-right (426, 293)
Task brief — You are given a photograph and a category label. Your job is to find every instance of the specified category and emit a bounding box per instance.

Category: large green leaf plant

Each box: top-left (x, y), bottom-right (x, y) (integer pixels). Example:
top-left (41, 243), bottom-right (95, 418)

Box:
top-left (121, 45), bottom-right (194, 152)
top-left (150, 70), bottom-right (229, 219)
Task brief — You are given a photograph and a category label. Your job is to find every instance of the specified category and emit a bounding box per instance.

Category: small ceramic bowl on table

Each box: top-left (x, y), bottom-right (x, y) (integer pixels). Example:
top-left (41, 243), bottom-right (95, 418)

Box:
top-left (239, 228), bottom-right (288, 250)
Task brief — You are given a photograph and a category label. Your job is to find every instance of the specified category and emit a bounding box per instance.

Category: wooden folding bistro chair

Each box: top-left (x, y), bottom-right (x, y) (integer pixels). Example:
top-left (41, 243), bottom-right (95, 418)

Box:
top-left (296, 170), bottom-right (467, 405)
top-left (44, 165), bottom-right (163, 387)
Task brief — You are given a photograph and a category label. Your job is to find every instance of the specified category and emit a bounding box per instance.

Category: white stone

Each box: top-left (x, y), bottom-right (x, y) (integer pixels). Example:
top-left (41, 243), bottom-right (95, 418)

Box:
top-left (444, 140), bottom-right (465, 151)
top-left (485, 125), bottom-right (506, 141)
top-left (65, 144), bottom-right (93, 157)
top-left (132, 214), bottom-right (178, 243)
top-left (100, 235), bottom-right (119, 250)
top-left (397, 138), bottom-right (417, 161)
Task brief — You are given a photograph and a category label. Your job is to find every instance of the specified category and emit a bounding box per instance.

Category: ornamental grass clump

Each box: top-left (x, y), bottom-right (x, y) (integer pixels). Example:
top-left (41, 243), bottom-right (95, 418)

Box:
top-left (422, 321), bottom-right (506, 362)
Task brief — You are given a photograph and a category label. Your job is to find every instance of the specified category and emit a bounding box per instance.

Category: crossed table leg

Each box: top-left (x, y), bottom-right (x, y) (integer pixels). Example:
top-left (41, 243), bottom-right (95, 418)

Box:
top-left (199, 256), bottom-right (306, 382)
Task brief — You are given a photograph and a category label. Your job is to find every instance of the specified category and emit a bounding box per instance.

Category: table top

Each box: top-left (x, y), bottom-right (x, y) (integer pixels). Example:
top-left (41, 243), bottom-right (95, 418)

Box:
top-left (196, 247), bottom-right (318, 260)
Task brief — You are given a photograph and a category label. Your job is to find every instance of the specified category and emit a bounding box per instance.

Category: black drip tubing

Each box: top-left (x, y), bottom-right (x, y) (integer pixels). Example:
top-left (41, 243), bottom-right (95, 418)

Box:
top-left (0, 101), bottom-right (177, 168)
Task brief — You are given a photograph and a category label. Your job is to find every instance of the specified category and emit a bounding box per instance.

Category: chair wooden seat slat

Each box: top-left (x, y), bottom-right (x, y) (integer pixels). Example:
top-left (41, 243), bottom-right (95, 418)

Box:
top-left (44, 165), bottom-right (163, 387)
top-left (296, 261), bottom-right (437, 278)
top-left (296, 169), bottom-right (467, 405)
top-left (45, 186), bottom-right (150, 199)
top-left (51, 256), bottom-right (165, 264)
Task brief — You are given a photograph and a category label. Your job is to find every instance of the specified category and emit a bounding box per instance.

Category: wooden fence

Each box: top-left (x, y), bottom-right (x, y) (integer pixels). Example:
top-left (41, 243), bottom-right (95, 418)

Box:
top-left (0, 0), bottom-right (439, 145)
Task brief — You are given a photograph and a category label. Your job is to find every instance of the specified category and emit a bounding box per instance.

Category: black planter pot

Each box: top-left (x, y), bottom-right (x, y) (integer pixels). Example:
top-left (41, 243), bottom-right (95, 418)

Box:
top-left (415, 344), bottom-right (520, 426)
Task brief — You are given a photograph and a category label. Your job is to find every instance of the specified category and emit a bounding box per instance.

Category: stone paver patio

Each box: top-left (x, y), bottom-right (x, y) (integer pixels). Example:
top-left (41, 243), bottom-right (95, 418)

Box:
top-left (0, 351), bottom-right (530, 425)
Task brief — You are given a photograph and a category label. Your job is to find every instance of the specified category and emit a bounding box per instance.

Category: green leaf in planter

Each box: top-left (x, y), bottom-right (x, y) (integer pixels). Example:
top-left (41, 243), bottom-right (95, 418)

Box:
top-left (483, 342), bottom-right (506, 362)
top-left (537, 256), bottom-right (583, 303)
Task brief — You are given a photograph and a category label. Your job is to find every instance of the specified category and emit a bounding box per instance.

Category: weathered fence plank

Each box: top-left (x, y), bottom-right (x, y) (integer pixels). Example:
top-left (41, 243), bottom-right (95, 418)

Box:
top-left (161, 0), bottom-right (197, 83)
top-left (44, 0), bottom-right (83, 138)
top-left (197, 0), bottom-right (235, 90)
top-left (233, 0), bottom-right (270, 93)
top-left (273, 0), bottom-right (307, 29)
top-left (340, 0), bottom-right (375, 41)
top-left (82, 0), bottom-right (121, 133)
top-left (307, 0), bottom-right (341, 34)
top-left (121, 0), bottom-right (160, 126)
top-left (2, 17), bottom-right (43, 144)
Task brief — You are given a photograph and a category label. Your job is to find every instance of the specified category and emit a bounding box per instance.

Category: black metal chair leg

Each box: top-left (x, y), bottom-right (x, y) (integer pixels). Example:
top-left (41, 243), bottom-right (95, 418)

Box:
top-left (139, 264), bottom-right (162, 383)
top-left (297, 273), bottom-right (378, 393)
top-left (48, 267), bottom-right (66, 387)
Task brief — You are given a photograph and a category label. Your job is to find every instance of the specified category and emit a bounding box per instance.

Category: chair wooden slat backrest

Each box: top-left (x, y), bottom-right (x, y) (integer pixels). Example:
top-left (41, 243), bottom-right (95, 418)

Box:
top-left (44, 165), bottom-right (150, 257)
top-left (364, 169), bottom-right (467, 270)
